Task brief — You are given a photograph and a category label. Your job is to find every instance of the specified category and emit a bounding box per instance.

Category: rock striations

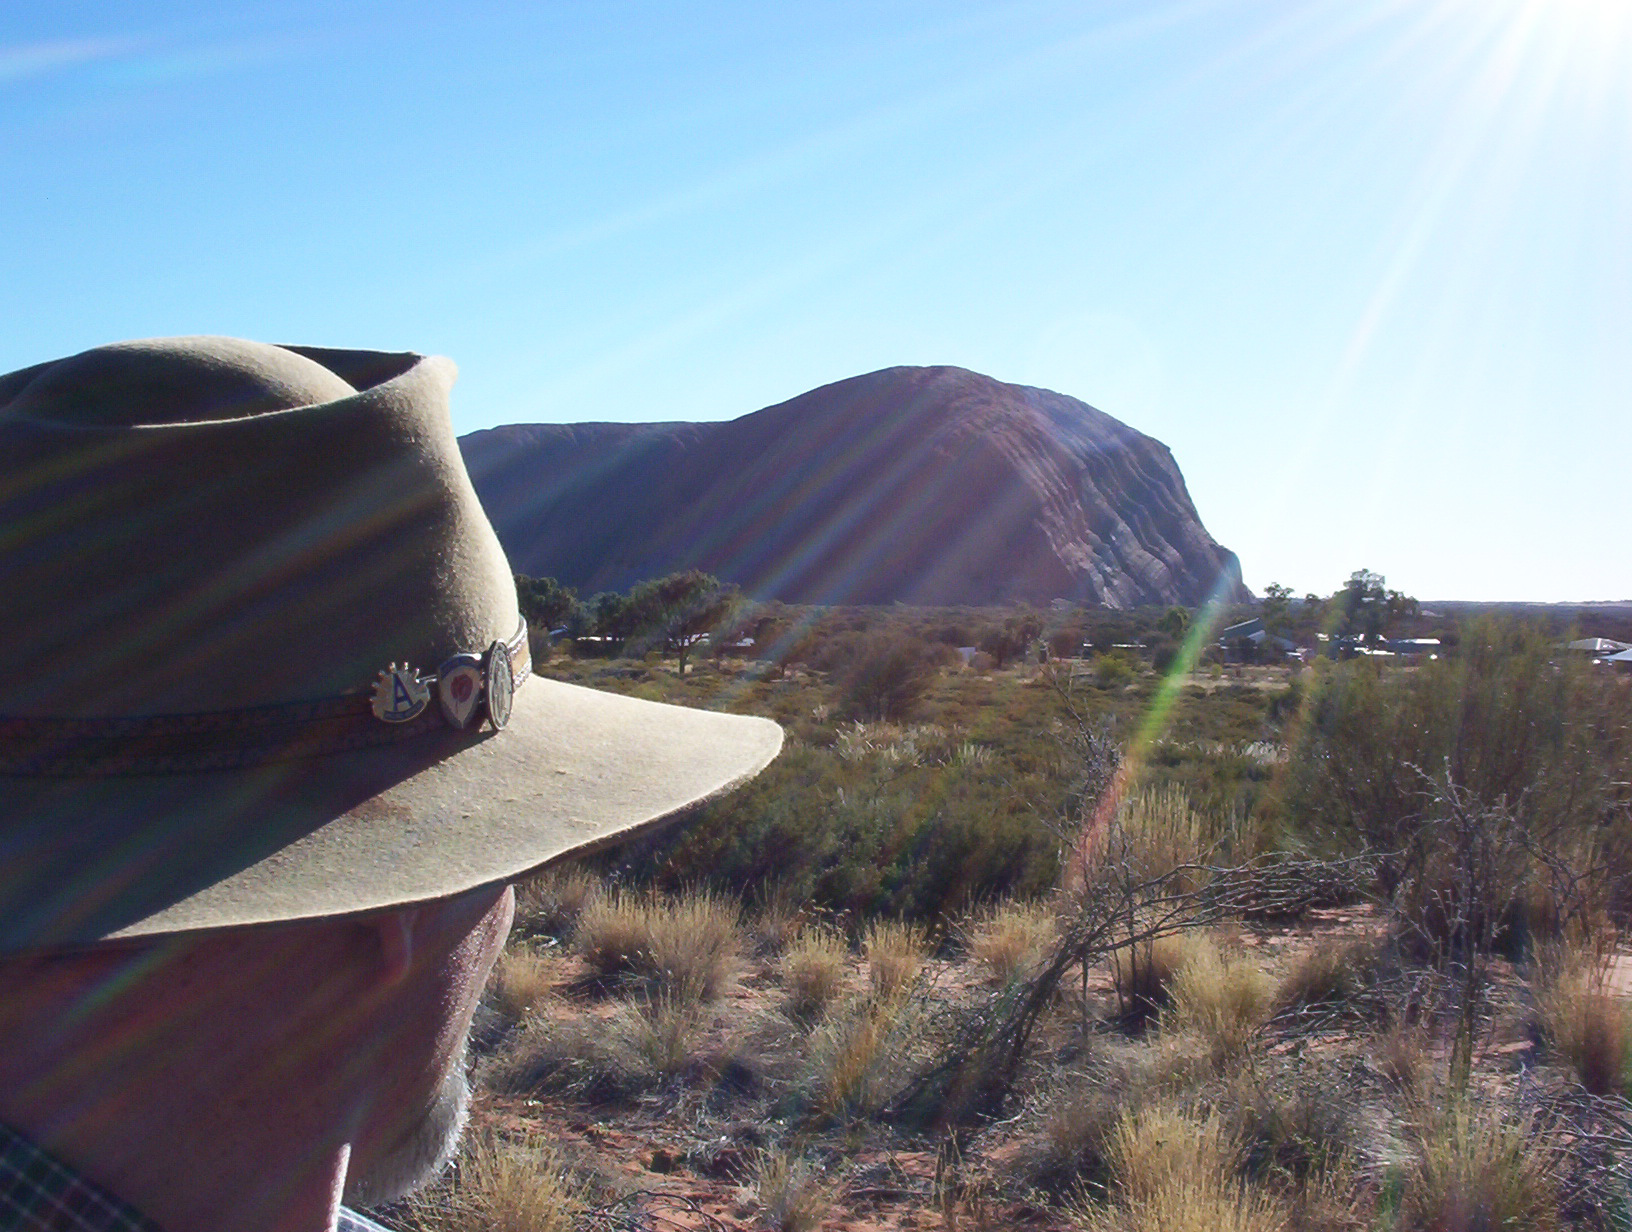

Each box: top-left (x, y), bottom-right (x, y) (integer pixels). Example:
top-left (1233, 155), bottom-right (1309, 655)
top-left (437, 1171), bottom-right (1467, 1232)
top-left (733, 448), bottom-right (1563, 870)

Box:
top-left (459, 365), bottom-right (1246, 609)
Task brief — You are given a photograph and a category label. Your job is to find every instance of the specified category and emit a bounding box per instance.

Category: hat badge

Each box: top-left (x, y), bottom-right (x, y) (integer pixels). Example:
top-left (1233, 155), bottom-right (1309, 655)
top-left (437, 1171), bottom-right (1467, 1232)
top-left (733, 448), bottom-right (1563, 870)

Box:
top-left (436, 653), bottom-right (485, 729)
top-left (372, 663), bottom-right (432, 724)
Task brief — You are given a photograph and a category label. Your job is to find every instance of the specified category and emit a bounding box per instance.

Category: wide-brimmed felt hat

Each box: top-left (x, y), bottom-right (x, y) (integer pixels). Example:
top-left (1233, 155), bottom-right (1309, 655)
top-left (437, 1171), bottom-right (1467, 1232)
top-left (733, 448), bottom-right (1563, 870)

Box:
top-left (0, 337), bottom-right (782, 952)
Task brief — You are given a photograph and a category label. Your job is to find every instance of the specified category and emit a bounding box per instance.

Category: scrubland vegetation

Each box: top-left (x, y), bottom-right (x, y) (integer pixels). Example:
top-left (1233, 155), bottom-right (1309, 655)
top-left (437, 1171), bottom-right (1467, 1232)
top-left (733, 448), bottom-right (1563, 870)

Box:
top-left (388, 600), bottom-right (1632, 1232)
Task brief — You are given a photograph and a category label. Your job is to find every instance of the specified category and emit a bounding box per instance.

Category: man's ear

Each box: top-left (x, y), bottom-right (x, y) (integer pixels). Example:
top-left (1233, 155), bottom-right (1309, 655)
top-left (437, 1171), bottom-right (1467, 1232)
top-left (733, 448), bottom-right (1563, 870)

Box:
top-left (369, 910), bottom-right (416, 986)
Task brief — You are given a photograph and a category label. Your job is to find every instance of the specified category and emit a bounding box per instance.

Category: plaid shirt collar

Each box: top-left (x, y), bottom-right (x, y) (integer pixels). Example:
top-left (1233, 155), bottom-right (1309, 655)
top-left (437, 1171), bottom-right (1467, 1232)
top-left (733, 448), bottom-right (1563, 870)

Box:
top-left (0, 1121), bottom-right (389, 1232)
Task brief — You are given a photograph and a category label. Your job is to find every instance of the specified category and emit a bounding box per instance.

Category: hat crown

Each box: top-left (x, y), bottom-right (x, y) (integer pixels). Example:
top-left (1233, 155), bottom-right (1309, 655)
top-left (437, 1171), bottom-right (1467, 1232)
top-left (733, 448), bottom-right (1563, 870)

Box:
top-left (0, 339), bottom-right (518, 718)
top-left (4, 337), bottom-right (357, 426)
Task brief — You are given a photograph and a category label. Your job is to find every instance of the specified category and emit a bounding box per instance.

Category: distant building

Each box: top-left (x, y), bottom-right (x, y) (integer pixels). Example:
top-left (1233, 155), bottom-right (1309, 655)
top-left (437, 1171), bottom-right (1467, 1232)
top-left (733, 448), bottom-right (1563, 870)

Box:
top-left (1567, 637), bottom-right (1632, 658)
top-left (1219, 617), bottom-right (1297, 662)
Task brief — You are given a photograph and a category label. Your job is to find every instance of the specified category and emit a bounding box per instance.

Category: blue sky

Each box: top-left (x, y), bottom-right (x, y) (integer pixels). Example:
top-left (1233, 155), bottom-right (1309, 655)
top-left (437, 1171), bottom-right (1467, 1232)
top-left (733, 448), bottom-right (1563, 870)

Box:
top-left (3, 1), bottom-right (1627, 601)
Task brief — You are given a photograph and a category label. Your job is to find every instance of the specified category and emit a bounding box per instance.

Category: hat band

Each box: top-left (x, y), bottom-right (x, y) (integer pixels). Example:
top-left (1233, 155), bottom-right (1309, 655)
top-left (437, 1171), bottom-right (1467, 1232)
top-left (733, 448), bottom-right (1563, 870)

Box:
top-left (0, 621), bottom-right (531, 778)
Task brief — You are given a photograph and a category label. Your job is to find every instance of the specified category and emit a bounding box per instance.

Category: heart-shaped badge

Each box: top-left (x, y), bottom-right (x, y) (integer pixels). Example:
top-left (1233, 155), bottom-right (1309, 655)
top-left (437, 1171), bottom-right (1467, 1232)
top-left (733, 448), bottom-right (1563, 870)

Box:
top-left (436, 653), bottom-right (485, 729)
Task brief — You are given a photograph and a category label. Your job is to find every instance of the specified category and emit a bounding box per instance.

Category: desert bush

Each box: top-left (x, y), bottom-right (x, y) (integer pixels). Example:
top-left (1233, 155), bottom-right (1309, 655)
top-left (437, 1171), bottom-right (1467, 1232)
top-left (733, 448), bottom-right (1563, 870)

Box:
top-left (1285, 618), bottom-right (1630, 936)
top-left (750, 1151), bottom-right (833, 1232)
top-left (781, 927), bottom-right (849, 1020)
top-left (863, 920), bottom-right (927, 999)
top-left (576, 888), bottom-right (739, 999)
top-left (511, 866), bottom-right (600, 941)
top-left (1165, 935), bottom-right (1273, 1059)
top-left (403, 1131), bottom-right (589, 1232)
top-left (1395, 1097), bottom-right (1562, 1232)
top-left (1094, 651), bottom-right (1135, 687)
top-left (1531, 941), bottom-right (1632, 1096)
top-left (963, 898), bottom-right (1057, 984)
top-left (837, 635), bottom-right (938, 722)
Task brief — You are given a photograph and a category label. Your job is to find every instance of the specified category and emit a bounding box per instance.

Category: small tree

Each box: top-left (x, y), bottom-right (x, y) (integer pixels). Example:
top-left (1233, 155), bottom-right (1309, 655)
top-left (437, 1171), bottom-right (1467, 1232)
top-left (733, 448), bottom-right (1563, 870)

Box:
top-left (514, 574), bottom-right (579, 632)
top-left (839, 635), bottom-right (937, 722)
top-left (626, 570), bottom-right (737, 674)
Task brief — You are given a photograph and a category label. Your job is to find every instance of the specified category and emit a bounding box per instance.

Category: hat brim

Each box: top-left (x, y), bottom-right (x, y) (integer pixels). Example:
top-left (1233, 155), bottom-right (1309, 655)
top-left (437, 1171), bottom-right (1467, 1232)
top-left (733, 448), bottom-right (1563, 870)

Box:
top-left (0, 677), bottom-right (781, 950)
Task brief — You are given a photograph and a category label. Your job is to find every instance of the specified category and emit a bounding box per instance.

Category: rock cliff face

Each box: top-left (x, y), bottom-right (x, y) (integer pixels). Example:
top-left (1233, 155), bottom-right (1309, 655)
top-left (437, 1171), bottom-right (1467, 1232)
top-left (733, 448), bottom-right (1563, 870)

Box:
top-left (459, 366), bottom-right (1246, 608)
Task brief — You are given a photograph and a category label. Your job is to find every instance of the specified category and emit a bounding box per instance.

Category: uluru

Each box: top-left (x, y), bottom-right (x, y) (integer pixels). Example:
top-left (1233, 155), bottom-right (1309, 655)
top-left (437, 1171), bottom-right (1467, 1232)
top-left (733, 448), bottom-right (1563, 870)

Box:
top-left (458, 365), bottom-right (1247, 609)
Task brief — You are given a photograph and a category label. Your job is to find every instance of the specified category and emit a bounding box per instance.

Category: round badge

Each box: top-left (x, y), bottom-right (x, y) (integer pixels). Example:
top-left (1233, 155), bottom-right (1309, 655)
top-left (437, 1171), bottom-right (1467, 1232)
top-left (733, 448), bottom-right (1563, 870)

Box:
top-left (484, 640), bottom-right (514, 730)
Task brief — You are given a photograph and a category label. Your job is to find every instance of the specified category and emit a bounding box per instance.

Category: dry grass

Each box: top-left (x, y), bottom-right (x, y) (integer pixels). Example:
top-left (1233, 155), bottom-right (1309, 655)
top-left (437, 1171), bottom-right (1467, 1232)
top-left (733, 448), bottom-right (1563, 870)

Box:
top-left (512, 866), bottom-right (601, 941)
top-left (1273, 937), bottom-right (1373, 1014)
top-left (1108, 932), bottom-right (1193, 1025)
top-left (1072, 1175), bottom-right (1288, 1232)
top-left (750, 1151), bottom-right (833, 1232)
top-left (482, 990), bottom-right (709, 1098)
top-left (1396, 1097), bottom-right (1562, 1232)
top-left (487, 947), bottom-right (559, 1024)
top-left (1531, 941), bottom-right (1631, 1096)
top-left (863, 920), bottom-right (927, 999)
top-left (1104, 1100), bottom-right (1240, 1204)
top-left (1033, 1036), bottom-right (1216, 1188)
top-left (781, 927), bottom-right (849, 1020)
top-left (747, 884), bottom-right (808, 957)
top-left (404, 1131), bottom-right (589, 1232)
top-left (613, 992), bottom-right (709, 1082)
top-left (576, 888), bottom-right (740, 1000)
top-left (963, 899), bottom-right (1057, 984)
top-left (1165, 935), bottom-right (1273, 1058)
top-left (1095, 784), bottom-right (1224, 889)
top-left (801, 990), bottom-right (923, 1121)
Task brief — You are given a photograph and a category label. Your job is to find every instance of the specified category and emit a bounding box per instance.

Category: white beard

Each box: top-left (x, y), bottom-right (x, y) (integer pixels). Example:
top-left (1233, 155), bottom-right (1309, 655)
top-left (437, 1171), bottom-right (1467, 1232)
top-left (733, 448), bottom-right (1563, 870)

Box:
top-left (342, 1045), bottom-right (471, 1209)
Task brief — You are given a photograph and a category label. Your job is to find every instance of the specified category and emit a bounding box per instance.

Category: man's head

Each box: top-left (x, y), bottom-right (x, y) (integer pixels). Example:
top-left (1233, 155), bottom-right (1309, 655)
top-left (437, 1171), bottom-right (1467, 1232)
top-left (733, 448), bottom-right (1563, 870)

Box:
top-left (0, 337), bottom-right (781, 1228)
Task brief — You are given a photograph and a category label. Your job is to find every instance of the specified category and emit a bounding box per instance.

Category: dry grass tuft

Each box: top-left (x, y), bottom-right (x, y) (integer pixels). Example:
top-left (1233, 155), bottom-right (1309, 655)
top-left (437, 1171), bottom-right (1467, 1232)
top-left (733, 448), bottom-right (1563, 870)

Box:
top-left (1072, 1175), bottom-right (1288, 1232)
top-left (487, 947), bottom-right (560, 1025)
top-left (404, 1131), bottom-right (589, 1232)
top-left (801, 990), bottom-right (923, 1121)
top-left (1105, 1100), bottom-right (1239, 1204)
top-left (1033, 1035), bottom-right (1215, 1187)
top-left (1165, 935), bottom-right (1273, 1058)
top-left (1273, 936), bottom-right (1373, 1014)
top-left (576, 888), bottom-right (740, 1000)
top-left (747, 884), bottom-right (808, 957)
top-left (750, 1151), bottom-right (833, 1232)
top-left (781, 927), bottom-right (849, 1020)
top-left (512, 866), bottom-right (601, 941)
top-left (612, 991), bottom-right (709, 1082)
top-left (963, 899), bottom-right (1057, 984)
top-left (1531, 941), bottom-right (1631, 1096)
top-left (1396, 1097), bottom-right (1562, 1232)
top-left (1108, 932), bottom-right (1193, 1025)
top-left (863, 920), bottom-right (927, 999)
top-left (482, 989), bottom-right (709, 1098)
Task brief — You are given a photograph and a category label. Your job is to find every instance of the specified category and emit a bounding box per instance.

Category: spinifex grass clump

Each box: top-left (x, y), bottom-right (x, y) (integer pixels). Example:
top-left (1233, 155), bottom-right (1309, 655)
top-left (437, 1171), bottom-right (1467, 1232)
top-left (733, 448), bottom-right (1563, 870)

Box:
top-left (962, 898), bottom-right (1058, 984)
top-left (1164, 935), bottom-right (1273, 1060)
top-left (1394, 1095), bottom-right (1562, 1232)
top-left (576, 887), bottom-right (740, 999)
top-left (863, 920), bottom-right (928, 999)
top-left (781, 926), bottom-right (849, 1020)
top-left (1531, 940), bottom-right (1632, 1096)
top-left (405, 1132), bottom-right (590, 1232)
